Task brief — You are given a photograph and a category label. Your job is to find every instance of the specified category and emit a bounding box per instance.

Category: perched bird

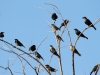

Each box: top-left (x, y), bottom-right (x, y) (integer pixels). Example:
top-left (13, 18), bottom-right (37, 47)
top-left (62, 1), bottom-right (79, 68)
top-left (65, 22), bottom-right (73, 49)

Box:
top-left (45, 64), bottom-right (57, 72)
top-left (0, 32), bottom-right (4, 38)
top-left (50, 45), bottom-right (60, 58)
top-left (34, 51), bottom-right (44, 60)
top-left (51, 24), bottom-right (60, 31)
top-left (56, 35), bottom-right (64, 42)
top-left (59, 19), bottom-right (69, 29)
top-left (15, 39), bottom-right (25, 48)
top-left (82, 16), bottom-right (96, 30)
top-left (51, 13), bottom-right (58, 21)
top-left (74, 28), bottom-right (88, 39)
top-left (90, 64), bottom-right (99, 75)
top-left (70, 45), bottom-right (81, 56)
top-left (29, 45), bottom-right (36, 52)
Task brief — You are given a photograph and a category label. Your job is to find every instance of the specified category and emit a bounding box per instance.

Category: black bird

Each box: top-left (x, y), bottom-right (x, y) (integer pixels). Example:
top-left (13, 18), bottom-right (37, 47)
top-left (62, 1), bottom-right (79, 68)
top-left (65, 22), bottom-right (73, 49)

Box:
top-left (0, 32), bottom-right (4, 38)
top-left (70, 45), bottom-right (81, 56)
top-left (74, 28), bottom-right (88, 39)
top-left (50, 45), bottom-right (60, 58)
top-left (45, 64), bottom-right (57, 72)
top-left (82, 16), bottom-right (96, 30)
top-left (51, 13), bottom-right (58, 21)
top-left (59, 19), bottom-right (69, 29)
top-left (15, 39), bottom-right (25, 48)
top-left (90, 64), bottom-right (99, 75)
top-left (56, 35), bottom-right (64, 42)
top-left (29, 45), bottom-right (36, 52)
top-left (34, 51), bottom-right (44, 60)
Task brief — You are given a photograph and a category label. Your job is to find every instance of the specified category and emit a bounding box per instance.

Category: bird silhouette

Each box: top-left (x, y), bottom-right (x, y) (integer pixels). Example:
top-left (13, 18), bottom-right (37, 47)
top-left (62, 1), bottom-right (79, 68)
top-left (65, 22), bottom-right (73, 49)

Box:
top-left (45, 64), bottom-right (57, 72)
top-left (90, 64), bottom-right (99, 75)
top-left (56, 35), bottom-right (64, 42)
top-left (50, 45), bottom-right (60, 58)
top-left (34, 51), bottom-right (44, 60)
top-left (70, 45), bottom-right (81, 56)
top-left (0, 32), bottom-right (4, 38)
top-left (15, 39), bottom-right (25, 48)
top-left (59, 20), bottom-right (69, 29)
top-left (29, 45), bottom-right (36, 52)
top-left (74, 28), bottom-right (88, 39)
top-left (51, 13), bottom-right (58, 21)
top-left (82, 16), bottom-right (96, 30)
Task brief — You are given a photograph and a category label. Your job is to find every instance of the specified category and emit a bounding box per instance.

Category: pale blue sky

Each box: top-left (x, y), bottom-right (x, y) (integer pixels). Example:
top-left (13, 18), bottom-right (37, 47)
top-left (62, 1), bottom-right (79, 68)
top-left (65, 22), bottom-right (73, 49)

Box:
top-left (0, 0), bottom-right (100, 75)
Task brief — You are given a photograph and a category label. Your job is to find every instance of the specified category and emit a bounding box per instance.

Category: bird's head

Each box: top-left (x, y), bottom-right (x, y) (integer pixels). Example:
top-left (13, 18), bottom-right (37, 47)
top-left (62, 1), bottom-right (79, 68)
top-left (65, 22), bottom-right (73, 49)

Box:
top-left (32, 45), bottom-right (36, 47)
top-left (82, 16), bottom-right (87, 19)
top-left (50, 45), bottom-right (52, 47)
top-left (56, 35), bottom-right (59, 37)
top-left (45, 64), bottom-right (49, 67)
top-left (1, 32), bottom-right (4, 34)
top-left (74, 28), bottom-right (78, 31)
top-left (64, 20), bottom-right (69, 24)
top-left (14, 39), bottom-right (18, 41)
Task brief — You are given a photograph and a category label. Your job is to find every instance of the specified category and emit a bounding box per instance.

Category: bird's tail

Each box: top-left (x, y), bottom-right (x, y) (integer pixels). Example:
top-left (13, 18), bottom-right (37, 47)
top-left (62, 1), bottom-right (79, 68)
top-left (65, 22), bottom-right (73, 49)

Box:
top-left (74, 49), bottom-right (81, 56)
top-left (57, 54), bottom-right (60, 58)
top-left (92, 25), bottom-right (96, 30)
top-left (61, 39), bottom-right (64, 42)
top-left (85, 36), bottom-right (88, 39)
top-left (59, 26), bottom-right (62, 29)
top-left (23, 46), bottom-right (25, 48)
top-left (90, 71), bottom-right (92, 75)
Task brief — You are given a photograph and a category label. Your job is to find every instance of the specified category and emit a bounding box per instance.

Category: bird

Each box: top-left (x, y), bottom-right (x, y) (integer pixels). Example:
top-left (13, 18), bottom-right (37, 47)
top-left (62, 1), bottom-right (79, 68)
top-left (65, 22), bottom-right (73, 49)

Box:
top-left (90, 64), bottom-right (99, 75)
top-left (29, 45), bottom-right (36, 52)
top-left (56, 35), bottom-right (64, 42)
top-left (15, 39), bottom-right (25, 48)
top-left (51, 24), bottom-right (60, 31)
top-left (74, 28), bottom-right (88, 39)
top-left (34, 51), bottom-right (44, 60)
top-left (0, 32), bottom-right (4, 38)
top-left (51, 13), bottom-right (58, 21)
top-left (45, 64), bottom-right (57, 72)
top-left (59, 19), bottom-right (69, 29)
top-left (70, 45), bottom-right (81, 56)
top-left (82, 16), bottom-right (96, 30)
top-left (50, 45), bottom-right (60, 58)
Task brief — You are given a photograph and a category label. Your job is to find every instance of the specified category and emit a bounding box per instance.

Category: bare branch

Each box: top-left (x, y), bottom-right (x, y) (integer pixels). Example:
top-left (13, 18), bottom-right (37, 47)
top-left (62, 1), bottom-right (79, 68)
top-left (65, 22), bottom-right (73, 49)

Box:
top-left (0, 39), bottom-right (51, 75)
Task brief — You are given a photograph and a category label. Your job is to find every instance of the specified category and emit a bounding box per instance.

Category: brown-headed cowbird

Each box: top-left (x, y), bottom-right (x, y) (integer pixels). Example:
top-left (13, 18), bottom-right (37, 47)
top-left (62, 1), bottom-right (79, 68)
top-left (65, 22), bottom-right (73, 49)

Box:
top-left (15, 39), bottom-right (25, 48)
top-left (45, 64), bottom-right (57, 72)
top-left (51, 13), bottom-right (58, 21)
top-left (90, 64), bottom-right (99, 75)
top-left (29, 45), bottom-right (36, 52)
top-left (82, 16), bottom-right (96, 30)
top-left (56, 35), bottom-right (64, 42)
top-left (34, 51), bottom-right (44, 60)
top-left (74, 28), bottom-right (88, 39)
top-left (60, 20), bottom-right (69, 29)
top-left (0, 32), bottom-right (4, 38)
top-left (70, 45), bottom-right (81, 56)
top-left (50, 45), bottom-right (60, 58)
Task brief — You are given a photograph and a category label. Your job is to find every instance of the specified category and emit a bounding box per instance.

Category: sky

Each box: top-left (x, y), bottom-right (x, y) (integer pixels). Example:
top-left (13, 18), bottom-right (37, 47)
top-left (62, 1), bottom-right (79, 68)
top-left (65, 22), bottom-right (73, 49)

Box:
top-left (0, 0), bottom-right (100, 75)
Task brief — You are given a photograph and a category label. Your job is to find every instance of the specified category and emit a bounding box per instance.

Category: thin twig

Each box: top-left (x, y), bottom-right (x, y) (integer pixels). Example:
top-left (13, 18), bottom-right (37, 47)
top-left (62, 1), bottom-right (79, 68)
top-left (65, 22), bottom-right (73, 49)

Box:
top-left (37, 35), bottom-right (48, 51)
top-left (34, 6), bottom-right (51, 15)
top-left (49, 54), bottom-right (53, 65)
